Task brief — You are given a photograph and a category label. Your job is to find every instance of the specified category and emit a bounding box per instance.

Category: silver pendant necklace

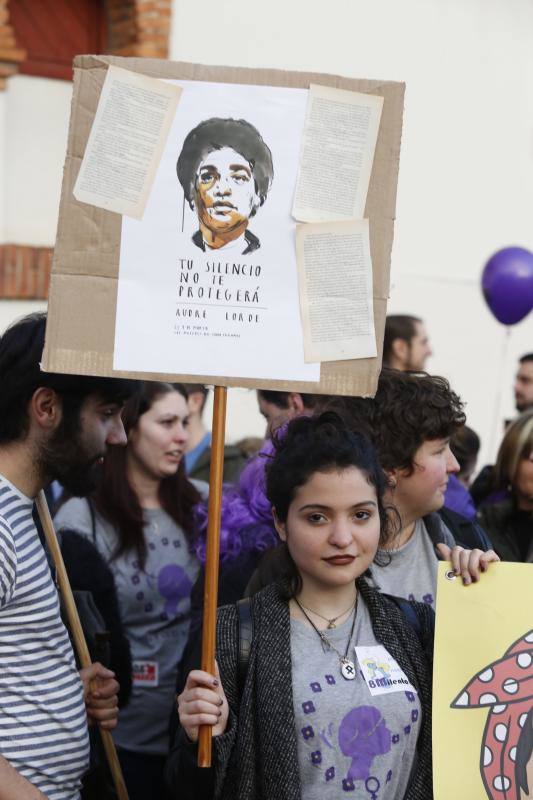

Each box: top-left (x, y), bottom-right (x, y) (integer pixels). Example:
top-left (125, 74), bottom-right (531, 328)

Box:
top-left (294, 594), bottom-right (358, 681)
top-left (297, 598), bottom-right (356, 629)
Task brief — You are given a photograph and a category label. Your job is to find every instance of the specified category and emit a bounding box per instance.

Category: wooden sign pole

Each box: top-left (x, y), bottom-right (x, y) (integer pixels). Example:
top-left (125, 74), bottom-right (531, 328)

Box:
top-left (35, 491), bottom-right (130, 800)
top-left (198, 385), bottom-right (228, 768)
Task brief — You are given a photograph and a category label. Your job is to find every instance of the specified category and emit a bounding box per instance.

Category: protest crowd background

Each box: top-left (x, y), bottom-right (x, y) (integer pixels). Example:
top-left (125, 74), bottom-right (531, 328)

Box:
top-left (0, 2), bottom-right (532, 800)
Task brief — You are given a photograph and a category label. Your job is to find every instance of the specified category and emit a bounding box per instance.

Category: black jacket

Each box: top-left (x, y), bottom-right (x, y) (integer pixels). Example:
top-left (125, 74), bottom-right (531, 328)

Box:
top-left (477, 498), bottom-right (533, 562)
top-left (53, 528), bottom-right (132, 706)
top-left (432, 507), bottom-right (493, 551)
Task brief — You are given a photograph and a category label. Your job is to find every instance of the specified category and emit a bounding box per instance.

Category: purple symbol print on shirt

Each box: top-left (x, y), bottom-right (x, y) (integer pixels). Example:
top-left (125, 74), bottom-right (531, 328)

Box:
top-left (338, 705), bottom-right (392, 781)
top-left (156, 564), bottom-right (193, 618)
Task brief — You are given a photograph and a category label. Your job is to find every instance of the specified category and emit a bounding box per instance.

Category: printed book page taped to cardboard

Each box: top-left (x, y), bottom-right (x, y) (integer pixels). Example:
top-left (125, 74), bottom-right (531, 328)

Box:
top-left (73, 66), bottom-right (182, 220)
top-left (296, 218), bottom-right (376, 363)
top-left (42, 56), bottom-right (404, 397)
top-left (292, 84), bottom-right (383, 223)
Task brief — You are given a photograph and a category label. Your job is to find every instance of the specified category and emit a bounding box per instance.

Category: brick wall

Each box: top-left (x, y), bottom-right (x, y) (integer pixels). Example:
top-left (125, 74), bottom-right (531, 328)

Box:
top-left (0, 245), bottom-right (53, 300)
top-left (0, 0), bottom-right (172, 300)
top-left (2, 0), bottom-right (173, 86)
top-left (107, 0), bottom-right (138, 55)
top-left (107, 0), bottom-right (172, 58)
top-left (0, 0), bottom-right (25, 88)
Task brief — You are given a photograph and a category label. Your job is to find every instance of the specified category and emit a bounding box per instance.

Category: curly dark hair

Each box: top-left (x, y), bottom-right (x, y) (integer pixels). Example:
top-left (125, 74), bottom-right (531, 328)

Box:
top-left (176, 117), bottom-right (274, 212)
top-left (328, 369), bottom-right (466, 475)
top-left (0, 313), bottom-right (134, 445)
top-left (264, 412), bottom-right (396, 595)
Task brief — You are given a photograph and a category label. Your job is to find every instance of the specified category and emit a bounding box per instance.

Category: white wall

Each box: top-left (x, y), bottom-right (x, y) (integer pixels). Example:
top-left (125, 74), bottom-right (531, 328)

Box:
top-left (3, 75), bottom-right (71, 246)
top-left (389, 278), bottom-right (531, 460)
top-left (0, 301), bottom-right (47, 332)
top-left (170, 0), bottom-right (533, 462)
top-left (1, 0), bottom-right (532, 458)
top-left (0, 91), bottom-right (6, 242)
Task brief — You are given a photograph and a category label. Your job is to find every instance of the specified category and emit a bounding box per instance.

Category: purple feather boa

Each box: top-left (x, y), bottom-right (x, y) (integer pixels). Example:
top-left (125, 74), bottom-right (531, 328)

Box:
top-left (194, 439), bottom-right (279, 563)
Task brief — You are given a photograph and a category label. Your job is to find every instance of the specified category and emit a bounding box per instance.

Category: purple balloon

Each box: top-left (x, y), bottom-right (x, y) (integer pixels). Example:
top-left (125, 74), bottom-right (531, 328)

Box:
top-left (482, 247), bottom-right (533, 325)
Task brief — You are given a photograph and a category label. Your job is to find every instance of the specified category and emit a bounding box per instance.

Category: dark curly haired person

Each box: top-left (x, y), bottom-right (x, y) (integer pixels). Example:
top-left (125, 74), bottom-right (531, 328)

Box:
top-left (329, 370), bottom-right (499, 608)
top-left (176, 117), bottom-right (274, 255)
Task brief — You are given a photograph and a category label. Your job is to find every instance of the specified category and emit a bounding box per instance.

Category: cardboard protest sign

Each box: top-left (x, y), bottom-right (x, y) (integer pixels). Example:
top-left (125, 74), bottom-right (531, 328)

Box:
top-left (433, 562), bottom-right (533, 800)
top-left (42, 55), bottom-right (404, 396)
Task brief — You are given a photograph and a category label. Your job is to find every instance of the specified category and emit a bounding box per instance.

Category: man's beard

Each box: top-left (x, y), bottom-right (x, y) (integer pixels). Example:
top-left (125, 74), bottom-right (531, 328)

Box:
top-left (516, 398), bottom-right (533, 413)
top-left (38, 424), bottom-right (104, 497)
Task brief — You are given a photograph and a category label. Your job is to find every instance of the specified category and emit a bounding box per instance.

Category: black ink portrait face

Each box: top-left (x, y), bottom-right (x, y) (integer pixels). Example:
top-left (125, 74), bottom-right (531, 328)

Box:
top-left (177, 118), bottom-right (274, 254)
top-left (195, 146), bottom-right (260, 240)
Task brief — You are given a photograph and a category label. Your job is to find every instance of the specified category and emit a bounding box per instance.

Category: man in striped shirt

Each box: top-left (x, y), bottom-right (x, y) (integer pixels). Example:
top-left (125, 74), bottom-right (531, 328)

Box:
top-left (0, 314), bottom-right (134, 800)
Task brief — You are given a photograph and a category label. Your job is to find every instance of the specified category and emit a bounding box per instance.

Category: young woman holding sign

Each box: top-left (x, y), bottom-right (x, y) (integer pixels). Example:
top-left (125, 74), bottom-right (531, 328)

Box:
top-left (170, 413), bottom-right (434, 800)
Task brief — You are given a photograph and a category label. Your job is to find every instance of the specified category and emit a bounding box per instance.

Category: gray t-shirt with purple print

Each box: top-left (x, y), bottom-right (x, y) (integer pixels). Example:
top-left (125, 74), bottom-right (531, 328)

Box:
top-left (55, 496), bottom-right (202, 755)
top-left (291, 597), bottom-right (421, 799)
top-left (369, 519), bottom-right (439, 608)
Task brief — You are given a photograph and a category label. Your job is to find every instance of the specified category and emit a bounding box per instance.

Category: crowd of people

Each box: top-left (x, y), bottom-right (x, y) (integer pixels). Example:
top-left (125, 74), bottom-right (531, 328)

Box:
top-left (0, 311), bottom-right (531, 800)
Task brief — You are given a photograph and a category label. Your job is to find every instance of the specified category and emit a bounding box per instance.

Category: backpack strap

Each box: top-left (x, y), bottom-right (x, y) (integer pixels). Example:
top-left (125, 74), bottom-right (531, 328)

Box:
top-left (236, 597), bottom-right (254, 698)
top-left (384, 592), bottom-right (435, 663)
top-left (45, 528), bottom-right (61, 588)
top-left (384, 593), bottom-right (422, 639)
top-left (393, 597), bottom-right (422, 637)
top-left (87, 498), bottom-right (97, 546)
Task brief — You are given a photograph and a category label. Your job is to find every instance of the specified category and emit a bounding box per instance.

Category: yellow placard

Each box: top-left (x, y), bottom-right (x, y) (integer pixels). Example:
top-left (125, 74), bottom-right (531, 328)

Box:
top-left (433, 561), bottom-right (533, 800)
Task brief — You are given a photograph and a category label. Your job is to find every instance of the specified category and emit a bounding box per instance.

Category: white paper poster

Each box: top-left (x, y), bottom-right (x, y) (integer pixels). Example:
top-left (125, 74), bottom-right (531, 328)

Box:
top-left (114, 80), bottom-right (320, 382)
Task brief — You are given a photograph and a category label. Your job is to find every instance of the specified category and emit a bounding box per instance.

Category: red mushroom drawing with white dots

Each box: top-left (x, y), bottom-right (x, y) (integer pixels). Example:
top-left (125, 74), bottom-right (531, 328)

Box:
top-left (451, 630), bottom-right (533, 799)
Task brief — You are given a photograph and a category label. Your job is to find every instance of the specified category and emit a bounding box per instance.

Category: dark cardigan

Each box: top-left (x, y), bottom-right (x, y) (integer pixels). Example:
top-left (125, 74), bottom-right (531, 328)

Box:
top-left (167, 579), bottom-right (434, 800)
